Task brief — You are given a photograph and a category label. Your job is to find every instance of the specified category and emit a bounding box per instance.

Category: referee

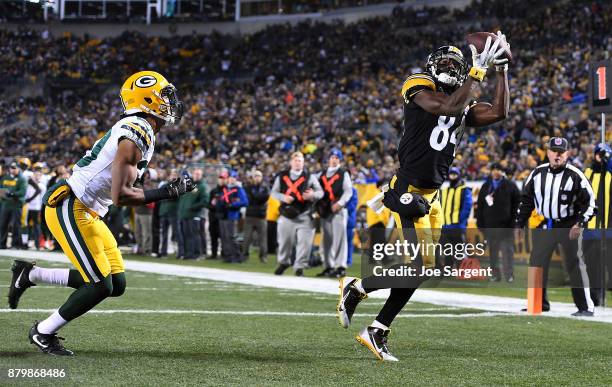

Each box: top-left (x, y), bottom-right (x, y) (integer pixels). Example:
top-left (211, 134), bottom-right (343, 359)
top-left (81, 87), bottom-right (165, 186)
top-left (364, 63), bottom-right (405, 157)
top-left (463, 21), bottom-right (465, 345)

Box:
top-left (515, 137), bottom-right (597, 316)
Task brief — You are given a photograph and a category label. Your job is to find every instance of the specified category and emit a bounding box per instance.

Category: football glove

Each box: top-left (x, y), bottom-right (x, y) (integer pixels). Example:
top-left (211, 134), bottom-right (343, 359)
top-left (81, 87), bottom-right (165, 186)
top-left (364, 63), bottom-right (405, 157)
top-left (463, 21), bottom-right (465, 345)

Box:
top-left (166, 176), bottom-right (197, 198)
top-left (382, 189), bottom-right (431, 219)
top-left (469, 35), bottom-right (504, 81)
top-left (493, 31), bottom-right (510, 72)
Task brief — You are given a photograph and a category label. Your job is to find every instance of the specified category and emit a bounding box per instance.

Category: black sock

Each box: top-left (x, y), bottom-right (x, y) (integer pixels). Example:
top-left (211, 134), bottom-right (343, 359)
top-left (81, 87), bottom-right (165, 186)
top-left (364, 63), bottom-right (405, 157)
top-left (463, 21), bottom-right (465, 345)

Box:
top-left (67, 269), bottom-right (87, 289)
top-left (375, 288), bottom-right (417, 327)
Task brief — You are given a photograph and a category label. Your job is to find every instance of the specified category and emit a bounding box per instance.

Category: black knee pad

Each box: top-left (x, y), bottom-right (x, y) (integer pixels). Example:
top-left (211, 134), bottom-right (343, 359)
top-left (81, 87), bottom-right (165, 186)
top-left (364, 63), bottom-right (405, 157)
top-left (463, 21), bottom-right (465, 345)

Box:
top-left (110, 273), bottom-right (126, 297)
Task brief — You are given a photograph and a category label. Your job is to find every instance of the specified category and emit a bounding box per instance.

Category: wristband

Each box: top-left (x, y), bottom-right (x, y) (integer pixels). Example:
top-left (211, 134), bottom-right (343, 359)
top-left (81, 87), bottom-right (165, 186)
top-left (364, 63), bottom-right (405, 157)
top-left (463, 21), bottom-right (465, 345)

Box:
top-left (143, 186), bottom-right (175, 204)
top-left (468, 66), bottom-right (486, 82)
top-left (495, 63), bottom-right (508, 72)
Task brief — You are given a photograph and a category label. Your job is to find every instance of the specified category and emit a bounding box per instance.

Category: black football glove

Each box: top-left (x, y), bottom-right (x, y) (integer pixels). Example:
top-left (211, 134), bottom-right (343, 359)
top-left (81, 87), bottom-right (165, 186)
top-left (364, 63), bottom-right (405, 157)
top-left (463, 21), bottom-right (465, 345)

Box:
top-left (166, 176), bottom-right (197, 198)
top-left (382, 189), bottom-right (431, 219)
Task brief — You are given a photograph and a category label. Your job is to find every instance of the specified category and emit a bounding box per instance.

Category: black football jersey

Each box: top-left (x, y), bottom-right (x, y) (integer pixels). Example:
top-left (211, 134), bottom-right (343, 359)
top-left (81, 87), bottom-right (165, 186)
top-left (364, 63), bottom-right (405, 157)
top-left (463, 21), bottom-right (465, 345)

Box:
top-left (397, 73), bottom-right (469, 189)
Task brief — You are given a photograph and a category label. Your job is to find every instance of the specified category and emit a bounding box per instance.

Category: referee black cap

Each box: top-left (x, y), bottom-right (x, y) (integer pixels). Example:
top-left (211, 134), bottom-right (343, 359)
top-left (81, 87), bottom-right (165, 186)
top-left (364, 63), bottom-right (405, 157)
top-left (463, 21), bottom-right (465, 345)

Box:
top-left (548, 137), bottom-right (569, 152)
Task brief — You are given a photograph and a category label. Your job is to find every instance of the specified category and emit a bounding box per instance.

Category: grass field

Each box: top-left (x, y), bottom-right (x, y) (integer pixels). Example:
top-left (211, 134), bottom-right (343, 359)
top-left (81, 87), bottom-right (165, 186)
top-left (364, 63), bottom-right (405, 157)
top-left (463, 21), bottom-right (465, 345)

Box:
top-left (123, 252), bottom-right (576, 303)
top-left (1, 255), bottom-right (611, 386)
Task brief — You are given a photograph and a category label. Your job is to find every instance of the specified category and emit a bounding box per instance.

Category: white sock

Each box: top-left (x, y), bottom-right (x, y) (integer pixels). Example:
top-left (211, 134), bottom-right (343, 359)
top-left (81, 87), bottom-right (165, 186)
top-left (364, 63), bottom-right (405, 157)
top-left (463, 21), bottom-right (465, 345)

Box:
top-left (29, 267), bottom-right (69, 286)
top-left (371, 320), bottom-right (389, 331)
top-left (38, 311), bottom-right (68, 334)
top-left (22, 234), bottom-right (28, 245)
top-left (353, 279), bottom-right (366, 294)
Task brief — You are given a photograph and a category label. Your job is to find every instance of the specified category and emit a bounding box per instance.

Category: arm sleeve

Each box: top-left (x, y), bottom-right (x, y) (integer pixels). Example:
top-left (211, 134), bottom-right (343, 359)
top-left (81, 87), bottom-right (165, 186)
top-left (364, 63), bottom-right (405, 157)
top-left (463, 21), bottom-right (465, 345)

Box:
top-left (190, 183), bottom-right (209, 210)
top-left (117, 120), bottom-right (153, 156)
top-left (270, 176), bottom-right (285, 202)
top-left (232, 187), bottom-right (249, 208)
top-left (460, 187), bottom-right (472, 224)
top-left (15, 176), bottom-right (28, 200)
top-left (515, 171), bottom-right (537, 228)
top-left (336, 172), bottom-right (354, 207)
top-left (572, 170), bottom-right (597, 225)
top-left (401, 73), bottom-right (436, 103)
top-left (309, 175), bottom-right (324, 201)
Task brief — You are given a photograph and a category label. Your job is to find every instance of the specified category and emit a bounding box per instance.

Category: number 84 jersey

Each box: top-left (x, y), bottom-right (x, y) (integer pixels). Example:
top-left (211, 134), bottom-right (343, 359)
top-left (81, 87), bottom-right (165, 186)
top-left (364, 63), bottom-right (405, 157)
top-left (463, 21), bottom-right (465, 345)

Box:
top-left (397, 73), bottom-right (472, 189)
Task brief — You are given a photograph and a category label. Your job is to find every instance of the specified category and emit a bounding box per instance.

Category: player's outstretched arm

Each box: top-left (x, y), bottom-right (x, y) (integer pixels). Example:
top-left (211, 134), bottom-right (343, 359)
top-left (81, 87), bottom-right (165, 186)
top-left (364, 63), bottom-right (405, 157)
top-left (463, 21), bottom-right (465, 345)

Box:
top-left (465, 68), bottom-right (509, 127)
top-left (412, 78), bottom-right (476, 117)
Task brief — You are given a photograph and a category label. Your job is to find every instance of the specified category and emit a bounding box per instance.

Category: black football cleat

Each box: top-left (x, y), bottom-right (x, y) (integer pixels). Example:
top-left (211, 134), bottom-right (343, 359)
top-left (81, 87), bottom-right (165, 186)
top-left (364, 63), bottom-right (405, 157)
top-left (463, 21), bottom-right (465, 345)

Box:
top-left (316, 268), bottom-right (333, 277)
top-left (274, 264), bottom-right (290, 275)
top-left (356, 326), bottom-right (399, 362)
top-left (571, 310), bottom-right (594, 317)
top-left (8, 260), bottom-right (36, 309)
top-left (334, 267), bottom-right (346, 278)
top-left (29, 322), bottom-right (74, 356)
top-left (337, 277), bottom-right (367, 328)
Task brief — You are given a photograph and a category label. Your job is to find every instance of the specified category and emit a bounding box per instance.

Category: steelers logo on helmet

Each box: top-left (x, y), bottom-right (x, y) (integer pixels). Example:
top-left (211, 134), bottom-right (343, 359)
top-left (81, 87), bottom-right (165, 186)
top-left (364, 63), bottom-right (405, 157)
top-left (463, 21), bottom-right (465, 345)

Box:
top-left (426, 46), bottom-right (468, 93)
top-left (399, 193), bottom-right (413, 205)
top-left (135, 75), bottom-right (157, 88)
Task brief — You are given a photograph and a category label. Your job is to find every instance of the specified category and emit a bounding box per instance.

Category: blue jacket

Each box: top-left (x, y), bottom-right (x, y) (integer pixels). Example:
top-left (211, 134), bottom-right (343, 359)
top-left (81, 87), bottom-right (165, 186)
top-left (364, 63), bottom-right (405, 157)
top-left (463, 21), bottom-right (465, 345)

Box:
top-left (215, 184), bottom-right (249, 220)
top-left (346, 187), bottom-right (358, 229)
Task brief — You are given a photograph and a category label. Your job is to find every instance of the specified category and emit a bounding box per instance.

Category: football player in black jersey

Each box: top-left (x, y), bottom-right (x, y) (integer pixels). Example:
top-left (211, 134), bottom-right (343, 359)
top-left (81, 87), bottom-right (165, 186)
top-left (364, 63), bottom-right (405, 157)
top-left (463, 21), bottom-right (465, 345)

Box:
top-left (337, 32), bottom-right (510, 361)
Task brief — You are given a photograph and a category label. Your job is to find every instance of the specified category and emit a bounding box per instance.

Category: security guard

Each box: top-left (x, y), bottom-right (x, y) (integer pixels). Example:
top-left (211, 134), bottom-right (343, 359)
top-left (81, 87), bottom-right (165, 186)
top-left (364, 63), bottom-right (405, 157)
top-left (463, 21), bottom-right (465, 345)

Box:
top-left (439, 167), bottom-right (472, 269)
top-left (0, 162), bottom-right (27, 249)
top-left (515, 137), bottom-right (596, 316)
top-left (583, 143), bottom-right (612, 305)
top-left (316, 149), bottom-right (353, 278)
top-left (272, 152), bottom-right (323, 276)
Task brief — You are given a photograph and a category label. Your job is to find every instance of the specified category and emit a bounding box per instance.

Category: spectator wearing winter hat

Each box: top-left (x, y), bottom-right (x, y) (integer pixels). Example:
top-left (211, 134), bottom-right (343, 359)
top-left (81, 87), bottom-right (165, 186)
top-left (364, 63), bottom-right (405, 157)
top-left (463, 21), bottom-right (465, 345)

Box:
top-left (315, 148), bottom-right (353, 278)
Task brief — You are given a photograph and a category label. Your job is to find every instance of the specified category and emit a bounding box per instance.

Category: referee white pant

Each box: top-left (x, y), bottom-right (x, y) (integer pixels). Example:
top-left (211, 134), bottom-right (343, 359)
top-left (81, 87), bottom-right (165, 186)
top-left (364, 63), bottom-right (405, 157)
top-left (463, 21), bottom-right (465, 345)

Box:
top-left (320, 208), bottom-right (348, 270)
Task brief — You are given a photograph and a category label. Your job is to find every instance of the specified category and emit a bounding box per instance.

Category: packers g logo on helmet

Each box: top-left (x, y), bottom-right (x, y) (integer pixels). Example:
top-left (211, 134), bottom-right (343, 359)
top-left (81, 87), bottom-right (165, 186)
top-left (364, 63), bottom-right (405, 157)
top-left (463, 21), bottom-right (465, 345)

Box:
top-left (120, 71), bottom-right (184, 126)
top-left (134, 75), bottom-right (157, 88)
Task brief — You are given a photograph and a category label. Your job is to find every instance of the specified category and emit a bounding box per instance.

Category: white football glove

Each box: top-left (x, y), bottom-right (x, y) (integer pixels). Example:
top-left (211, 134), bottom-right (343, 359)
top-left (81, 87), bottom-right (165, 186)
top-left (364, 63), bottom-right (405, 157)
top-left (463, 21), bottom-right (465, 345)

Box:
top-left (493, 31), bottom-right (510, 72)
top-left (469, 35), bottom-right (504, 81)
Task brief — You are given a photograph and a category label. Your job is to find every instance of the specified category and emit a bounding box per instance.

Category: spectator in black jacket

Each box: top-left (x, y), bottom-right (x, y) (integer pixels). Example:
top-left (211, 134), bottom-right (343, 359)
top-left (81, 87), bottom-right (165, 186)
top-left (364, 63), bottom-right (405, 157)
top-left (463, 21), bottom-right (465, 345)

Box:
top-left (207, 171), bottom-right (227, 259)
top-left (242, 170), bottom-right (270, 262)
top-left (476, 162), bottom-right (520, 282)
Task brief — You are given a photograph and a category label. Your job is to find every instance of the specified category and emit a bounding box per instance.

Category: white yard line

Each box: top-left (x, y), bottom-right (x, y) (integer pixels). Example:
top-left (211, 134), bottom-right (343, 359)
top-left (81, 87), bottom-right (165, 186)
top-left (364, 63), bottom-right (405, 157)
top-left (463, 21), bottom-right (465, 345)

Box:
top-left (0, 308), bottom-right (507, 319)
top-left (2, 249), bottom-right (611, 323)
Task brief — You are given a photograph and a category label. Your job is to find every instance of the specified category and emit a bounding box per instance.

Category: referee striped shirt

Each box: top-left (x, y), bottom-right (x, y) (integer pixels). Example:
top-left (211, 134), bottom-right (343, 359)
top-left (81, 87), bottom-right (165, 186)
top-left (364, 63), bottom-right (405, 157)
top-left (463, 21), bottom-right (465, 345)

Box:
top-left (515, 162), bottom-right (597, 227)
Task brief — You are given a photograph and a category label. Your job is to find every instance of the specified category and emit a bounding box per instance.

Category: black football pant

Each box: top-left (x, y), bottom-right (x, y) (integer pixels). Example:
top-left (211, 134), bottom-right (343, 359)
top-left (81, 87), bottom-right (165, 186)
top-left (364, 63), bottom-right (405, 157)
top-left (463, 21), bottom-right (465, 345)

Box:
top-left (487, 228), bottom-right (515, 280)
top-left (583, 237), bottom-right (612, 306)
top-left (361, 215), bottom-right (431, 327)
top-left (530, 225), bottom-right (592, 311)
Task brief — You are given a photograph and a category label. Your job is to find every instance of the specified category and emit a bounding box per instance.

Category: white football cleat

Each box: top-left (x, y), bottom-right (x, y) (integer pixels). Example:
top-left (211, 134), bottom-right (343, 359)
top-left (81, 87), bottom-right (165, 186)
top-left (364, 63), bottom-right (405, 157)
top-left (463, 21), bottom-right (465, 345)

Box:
top-left (356, 326), bottom-right (399, 362)
top-left (337, 276), bottom-right (366, 328)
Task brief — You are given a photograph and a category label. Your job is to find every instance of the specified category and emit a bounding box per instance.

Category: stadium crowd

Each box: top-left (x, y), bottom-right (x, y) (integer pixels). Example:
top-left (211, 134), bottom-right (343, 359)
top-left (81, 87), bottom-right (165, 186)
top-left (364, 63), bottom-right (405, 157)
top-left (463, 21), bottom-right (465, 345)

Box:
top-left (1, 0), bottom-right (610, 184)
top-left (0, 0), bottom-right (610, 260)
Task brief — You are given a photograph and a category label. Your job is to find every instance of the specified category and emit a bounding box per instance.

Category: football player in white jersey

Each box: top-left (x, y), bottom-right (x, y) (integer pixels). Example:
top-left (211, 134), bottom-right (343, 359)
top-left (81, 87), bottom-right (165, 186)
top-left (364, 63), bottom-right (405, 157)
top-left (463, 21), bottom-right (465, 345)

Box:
top-left (7, 71), bottom-right (195, 356)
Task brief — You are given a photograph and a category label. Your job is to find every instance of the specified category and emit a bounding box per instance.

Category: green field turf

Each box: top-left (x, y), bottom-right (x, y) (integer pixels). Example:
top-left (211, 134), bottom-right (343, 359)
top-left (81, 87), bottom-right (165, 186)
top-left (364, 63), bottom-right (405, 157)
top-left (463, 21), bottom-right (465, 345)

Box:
top-left (1, 256), bottom-right (611, 386)
top-left (123, 251), bottom-right (577, 303)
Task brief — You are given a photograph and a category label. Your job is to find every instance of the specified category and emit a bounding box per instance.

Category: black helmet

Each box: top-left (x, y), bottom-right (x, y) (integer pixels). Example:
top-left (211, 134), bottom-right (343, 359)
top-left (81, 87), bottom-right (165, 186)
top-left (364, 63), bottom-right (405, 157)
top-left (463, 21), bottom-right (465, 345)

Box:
top-left (426, 46), bottom-right (468, 93)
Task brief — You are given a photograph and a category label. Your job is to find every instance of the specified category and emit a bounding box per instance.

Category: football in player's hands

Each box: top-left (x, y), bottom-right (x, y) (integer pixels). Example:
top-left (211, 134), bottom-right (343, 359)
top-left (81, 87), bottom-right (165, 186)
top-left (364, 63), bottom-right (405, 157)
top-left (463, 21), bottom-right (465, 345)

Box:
top-left (466, 31), bottom-right (513, 63)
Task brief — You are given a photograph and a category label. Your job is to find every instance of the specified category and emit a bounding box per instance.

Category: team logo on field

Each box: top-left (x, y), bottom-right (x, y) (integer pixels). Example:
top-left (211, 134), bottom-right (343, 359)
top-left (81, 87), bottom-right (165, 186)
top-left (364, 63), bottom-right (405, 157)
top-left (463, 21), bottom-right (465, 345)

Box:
top-left (400, 193), bottom-right (413, 205)
top-left (135, 75), bottom-right (157, 88)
